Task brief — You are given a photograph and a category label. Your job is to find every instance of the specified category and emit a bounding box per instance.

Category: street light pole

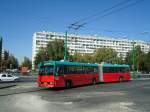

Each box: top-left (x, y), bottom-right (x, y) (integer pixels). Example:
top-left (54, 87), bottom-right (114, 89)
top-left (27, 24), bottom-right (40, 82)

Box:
top-left (64, 31), bottom-right (68, 61)
top-left (0, 36), bottom-right (2, 71)
top-left (132, 41), bottom-right (136, 78)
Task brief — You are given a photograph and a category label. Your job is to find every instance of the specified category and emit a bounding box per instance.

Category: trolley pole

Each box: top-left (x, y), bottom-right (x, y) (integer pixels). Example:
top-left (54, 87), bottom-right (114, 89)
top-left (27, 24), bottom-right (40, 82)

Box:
top-left (64, 31), bottom-right (68, 61)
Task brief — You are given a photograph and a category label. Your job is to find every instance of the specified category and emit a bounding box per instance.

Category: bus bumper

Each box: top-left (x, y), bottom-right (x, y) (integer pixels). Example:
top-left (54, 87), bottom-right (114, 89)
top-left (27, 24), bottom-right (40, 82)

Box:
top-left (38, 82), bottom-right (55, 88)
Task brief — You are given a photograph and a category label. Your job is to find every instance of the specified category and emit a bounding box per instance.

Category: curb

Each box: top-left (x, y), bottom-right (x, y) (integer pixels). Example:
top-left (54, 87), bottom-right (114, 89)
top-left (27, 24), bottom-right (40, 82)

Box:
top-left (131, 78), bottom-right (150, 81)
top-left (0, 84), bottom-right (16, 89)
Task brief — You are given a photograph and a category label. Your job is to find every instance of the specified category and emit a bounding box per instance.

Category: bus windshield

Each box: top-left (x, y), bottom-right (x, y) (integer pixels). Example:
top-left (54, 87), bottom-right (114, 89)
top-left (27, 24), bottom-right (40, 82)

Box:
top-left (39, 65), bottom-right (54, 75)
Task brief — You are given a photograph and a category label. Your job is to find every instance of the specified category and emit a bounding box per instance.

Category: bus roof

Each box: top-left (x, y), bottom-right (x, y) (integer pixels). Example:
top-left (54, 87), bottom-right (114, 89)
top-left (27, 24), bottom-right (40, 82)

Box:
top-left (38, 61), bottom-right (129, 68)
top-left (39, 61), bottom-right (98, 67)
top-left (102, 63), bottom-right (129, 68)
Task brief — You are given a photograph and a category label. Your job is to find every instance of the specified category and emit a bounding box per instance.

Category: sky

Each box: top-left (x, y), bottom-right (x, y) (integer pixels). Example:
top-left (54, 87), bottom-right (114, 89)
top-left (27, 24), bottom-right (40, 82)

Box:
top-left (0, 0), bottom-right (150, 63)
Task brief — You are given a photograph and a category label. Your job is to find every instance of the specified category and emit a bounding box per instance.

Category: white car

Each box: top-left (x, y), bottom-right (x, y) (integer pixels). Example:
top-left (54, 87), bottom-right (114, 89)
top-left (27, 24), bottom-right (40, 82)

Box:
top-left (0, 73), bottom-right (19, 82)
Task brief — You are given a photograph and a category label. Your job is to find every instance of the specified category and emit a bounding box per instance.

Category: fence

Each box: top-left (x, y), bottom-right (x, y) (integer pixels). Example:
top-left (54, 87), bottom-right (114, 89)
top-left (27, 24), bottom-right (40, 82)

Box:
top-left (131, 73), bottom-right (150, 80)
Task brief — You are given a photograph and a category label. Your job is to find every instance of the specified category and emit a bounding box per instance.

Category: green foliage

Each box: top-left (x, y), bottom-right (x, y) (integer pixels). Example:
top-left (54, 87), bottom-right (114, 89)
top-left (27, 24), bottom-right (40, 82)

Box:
top-left (82, 54), bottom-right (94, 63)
top-left (34, 48), bottom-right (48, 66)
top-left (71, 48), bottom-right (124, 64)
top-left (5, 55), bottom-right (19, 69)
top-left (144, 51), bottom-right (150, 72)
top-left (125, 46), bottom-right (150, 71)
top-left (34, 39), bottom-right (150, 73)
top-left (112, 56), bottom-right (124, 64)
top-left (34, 39), bottom-right (69, 68)
top-left (71, 53), bottom-right (94, 63)
top-left (46, 39), bottom-right (65, 60)
top-left (21, 57), bottom-right (32, 69)
top-left (93, 48), bottom-right (123, 64)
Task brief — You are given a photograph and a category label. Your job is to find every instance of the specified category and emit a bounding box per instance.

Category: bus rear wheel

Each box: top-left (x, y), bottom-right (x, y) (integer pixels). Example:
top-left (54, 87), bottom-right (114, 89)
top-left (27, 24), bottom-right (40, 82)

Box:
top-left (119, 77), bottom-right (124, 82)
top-left (65, 80), bottom-right (72, 89)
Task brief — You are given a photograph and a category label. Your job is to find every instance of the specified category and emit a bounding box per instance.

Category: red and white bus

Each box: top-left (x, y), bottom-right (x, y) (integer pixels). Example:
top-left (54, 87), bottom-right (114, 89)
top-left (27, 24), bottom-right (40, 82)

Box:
top-left (37, 61), bottom-right (131, 88)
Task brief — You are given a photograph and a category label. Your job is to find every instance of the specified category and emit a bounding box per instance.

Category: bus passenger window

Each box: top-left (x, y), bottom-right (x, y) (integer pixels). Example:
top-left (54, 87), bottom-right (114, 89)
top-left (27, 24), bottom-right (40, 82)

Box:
top-left (57, 66), bottom-right (64, 75)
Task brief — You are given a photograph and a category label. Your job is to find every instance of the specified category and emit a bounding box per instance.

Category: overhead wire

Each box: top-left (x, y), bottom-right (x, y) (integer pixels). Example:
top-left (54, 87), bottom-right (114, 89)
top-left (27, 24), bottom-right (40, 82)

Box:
top-left (69, 0), bottom-right (145, 30)
top-left (85, 0), bottom-right (145, 24)
top-left (70, 0), bottom-right (131, 25)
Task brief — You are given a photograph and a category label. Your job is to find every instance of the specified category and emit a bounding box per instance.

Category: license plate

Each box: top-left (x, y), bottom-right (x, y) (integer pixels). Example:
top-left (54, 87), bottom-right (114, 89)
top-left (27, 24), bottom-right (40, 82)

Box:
top-left (43, 82), bottom-right (47, 84)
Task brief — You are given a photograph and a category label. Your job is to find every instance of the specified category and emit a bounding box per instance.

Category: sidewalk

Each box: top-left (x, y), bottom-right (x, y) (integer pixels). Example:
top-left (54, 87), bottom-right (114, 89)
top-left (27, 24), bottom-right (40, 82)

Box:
top-left (0, 83), bottom-right (16, 89)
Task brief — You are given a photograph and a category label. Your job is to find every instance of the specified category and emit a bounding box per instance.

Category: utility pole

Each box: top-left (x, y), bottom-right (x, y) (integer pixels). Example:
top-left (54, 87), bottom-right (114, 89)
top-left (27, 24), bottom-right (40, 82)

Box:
top-left (0, 36), bottom-right (2, 72)
top-left (132, 41), bottom-right (136, 78)
top-left (66, 20), bottom-right (85, 61)
top-left (64, 31), bottom-right (68, 61)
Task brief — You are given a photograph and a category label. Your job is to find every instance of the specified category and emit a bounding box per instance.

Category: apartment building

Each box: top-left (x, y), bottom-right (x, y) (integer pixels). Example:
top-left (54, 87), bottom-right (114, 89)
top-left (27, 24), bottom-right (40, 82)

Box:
top-left (32, 31), bottom-right (150, 69)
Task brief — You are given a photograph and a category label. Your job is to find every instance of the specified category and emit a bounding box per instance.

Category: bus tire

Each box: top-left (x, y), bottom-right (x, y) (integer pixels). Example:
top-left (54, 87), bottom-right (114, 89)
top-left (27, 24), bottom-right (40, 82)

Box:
top-left (119, 76), bottom-right (124, 82)
top-left (92, 78), bottom-right (96, 85)
top-left (65, 80), bottom-right (72, 89)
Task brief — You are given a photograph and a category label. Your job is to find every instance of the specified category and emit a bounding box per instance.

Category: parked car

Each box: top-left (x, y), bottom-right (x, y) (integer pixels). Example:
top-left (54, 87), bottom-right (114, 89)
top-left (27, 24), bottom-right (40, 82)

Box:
top-left (0, 73), bottom-right (19, 82)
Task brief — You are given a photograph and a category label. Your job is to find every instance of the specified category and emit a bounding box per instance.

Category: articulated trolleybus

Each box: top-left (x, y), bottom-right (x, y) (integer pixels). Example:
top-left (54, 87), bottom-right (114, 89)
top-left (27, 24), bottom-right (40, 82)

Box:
top-left (38, 61), bottom-right (131, 88)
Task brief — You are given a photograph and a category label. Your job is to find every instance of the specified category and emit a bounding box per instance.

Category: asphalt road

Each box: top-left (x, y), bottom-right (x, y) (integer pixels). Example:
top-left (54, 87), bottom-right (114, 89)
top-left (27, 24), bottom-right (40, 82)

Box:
top-left (0, 80), bottom-right (150, 112)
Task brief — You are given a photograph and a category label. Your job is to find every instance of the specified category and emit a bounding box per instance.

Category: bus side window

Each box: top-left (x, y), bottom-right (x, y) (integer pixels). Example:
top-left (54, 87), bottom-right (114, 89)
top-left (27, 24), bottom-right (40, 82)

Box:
top-left (85, 66), bottom-right (91, 74)
top-left (93, 67), bottom-right (98, 74)
top-left (103, 67), bottom-right (113, 73)
top-left (114, 67), bottom-right (117, 73)
top-left (121, 67), bottom-right (127, 73)
top-left (110, 67), bottom-right (114, 73)
top-left (58, 65), bottom-right (64, 75)
top-left (86, 67), bottom-right (96, 74)
top-left (84, 66), bottom-right (88, 74)
top-left (116, 67), bottom-right (121, 72)
top-left (124, 67), bottom-right (129, 72)
top-left (103, 67), bottom-right (109, 73)
top-left (76, 66), bottom-right (83, 74)
top-left (64, 65), bottom-right (68, 74)
top-left (127, 67), bottom-right (130, 72)
top-left (83, 66), bottom-right (86, 74)
top-left (121, 67), bottom-right (124, 73)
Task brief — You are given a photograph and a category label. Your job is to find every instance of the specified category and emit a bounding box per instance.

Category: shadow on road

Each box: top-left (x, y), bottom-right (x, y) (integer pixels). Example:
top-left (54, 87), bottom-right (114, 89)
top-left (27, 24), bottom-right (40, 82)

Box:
top-left (0, 88), bottom-right (46, 97)
top-left (0, 84), bottom-right (100, 97)
top-left (0, 81), bottom-right (131, 97)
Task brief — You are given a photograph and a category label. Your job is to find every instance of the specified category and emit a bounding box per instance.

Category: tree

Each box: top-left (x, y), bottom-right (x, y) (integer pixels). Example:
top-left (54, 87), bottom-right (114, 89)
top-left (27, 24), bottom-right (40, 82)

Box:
top-left (6, 55), bottom-right (18, 69)
top-left (93, 48), bottom-right (123, 64)
top-left (21, 57), bottom-right (32, 69)
top-left (34, 48), bottom-right (48, 67)
top-left (71, 53), bottom-right (94, 63)
top-left (112, 56), bottom-right (124, 64)
top-left (125, 45), bottom-right (144, 71)
top-left (82, 53), bottom-right (94, 63)
top-left (71, 48), bottom-right (124, 64)
top-left (1, 50), bottom-right (9, 70)
top-left (70, 53), bottom-right (82, 62)
top-left (34, 39), bottom-right (69, 68)
top-left (144, 51), bottom-right (150, 73)
top-left (46, 39), bottom-right (66, 60)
